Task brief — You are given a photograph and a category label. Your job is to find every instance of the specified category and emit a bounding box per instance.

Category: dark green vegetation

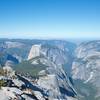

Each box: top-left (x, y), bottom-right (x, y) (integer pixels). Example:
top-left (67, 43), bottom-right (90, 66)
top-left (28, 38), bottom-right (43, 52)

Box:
top-left (0, 80), bottom-right (7, 88)
top-left (0, 68), bottom-right (5, 76)
top-left (14, 58), bottom-right (48, 77)
top-left (0, 68), bottom-right (7, 88)
top-left (74, 80), bottom-right (98, 100)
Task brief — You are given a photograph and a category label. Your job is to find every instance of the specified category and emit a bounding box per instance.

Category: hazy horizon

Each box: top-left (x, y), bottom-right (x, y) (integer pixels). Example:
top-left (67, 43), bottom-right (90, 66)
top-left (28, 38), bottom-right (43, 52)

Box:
top-left (0, 0), bottom-right (100, 39)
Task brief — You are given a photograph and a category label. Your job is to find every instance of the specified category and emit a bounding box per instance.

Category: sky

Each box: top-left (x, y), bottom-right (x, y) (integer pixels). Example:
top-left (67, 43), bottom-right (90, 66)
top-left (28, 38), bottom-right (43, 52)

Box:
top-left (0, 0), bottom-right (100, 39)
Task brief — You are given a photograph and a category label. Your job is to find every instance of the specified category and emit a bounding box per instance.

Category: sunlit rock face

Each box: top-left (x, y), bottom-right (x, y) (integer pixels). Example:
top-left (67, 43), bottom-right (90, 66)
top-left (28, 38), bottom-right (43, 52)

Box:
top-left (72, 40), bottom-right (100, 99)
top-left (28, 45), bottom-right (41, 60)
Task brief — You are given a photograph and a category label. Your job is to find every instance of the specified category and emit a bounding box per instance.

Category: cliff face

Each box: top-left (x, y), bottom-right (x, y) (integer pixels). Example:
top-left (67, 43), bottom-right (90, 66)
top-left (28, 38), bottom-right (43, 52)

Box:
top-left (72, 40), bottom-right (100, 99)
top-left (28, 45), bottom-right (41, 60)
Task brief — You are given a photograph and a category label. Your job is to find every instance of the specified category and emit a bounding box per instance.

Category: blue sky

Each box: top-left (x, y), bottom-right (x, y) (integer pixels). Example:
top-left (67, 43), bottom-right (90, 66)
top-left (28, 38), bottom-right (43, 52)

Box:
top-left (0, 0), bottom-right (100, 39)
